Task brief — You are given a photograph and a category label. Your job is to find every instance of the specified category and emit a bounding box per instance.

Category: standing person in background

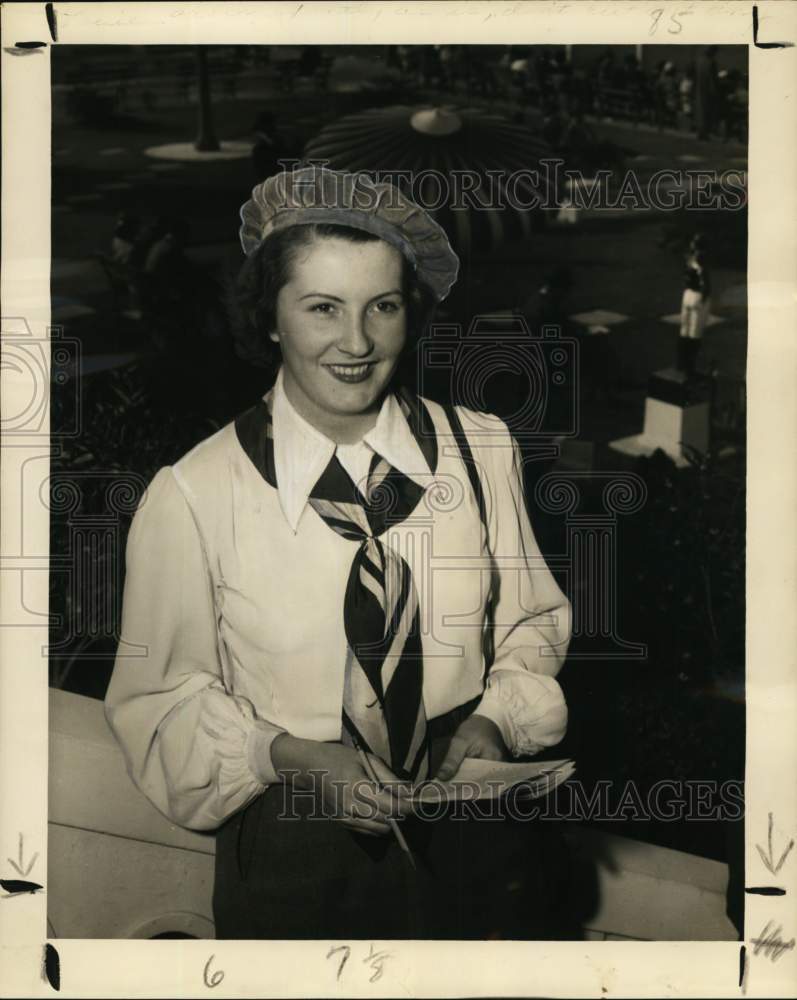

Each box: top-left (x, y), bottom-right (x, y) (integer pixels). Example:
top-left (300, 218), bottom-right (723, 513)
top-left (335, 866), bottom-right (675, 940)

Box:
top-left (138, 216), bottom-right (193, 347)
top-left (437, 45), bottom-right (455, 89)
top-left (419, 45), bottom-right (441, 87)
top-left (98, 211), bottom-right (144, 316)
top-left (732, 72), bottom-right (749, 141)
top-left (519, 264), bottom-right (573, 333)
top-left (252, 111), bottom-right (294, 183)
top-left (623, 53), bottom-right (645, 123)
top-left (679, 69), bottom-right (695, 131)
top-left (694, 46), bottom-right (719, 140)
top-left (549, 49), bottom-right (573, 112)
top-left (109, 211), bottom-right (140, 269)
top-left (656, 62), bottom-right (679, 129)
top-left (533, 47), bottom-right (553, 99)
top-left (137, 216), bottom-right (224, 348)
top-left (715, 68), bottom-right (735, 141)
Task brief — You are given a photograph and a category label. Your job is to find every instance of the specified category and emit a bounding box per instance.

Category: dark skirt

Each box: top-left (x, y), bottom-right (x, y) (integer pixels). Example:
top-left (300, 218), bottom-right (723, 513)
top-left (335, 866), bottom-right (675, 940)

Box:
top-left (213, 699), bottom-right (572, 940)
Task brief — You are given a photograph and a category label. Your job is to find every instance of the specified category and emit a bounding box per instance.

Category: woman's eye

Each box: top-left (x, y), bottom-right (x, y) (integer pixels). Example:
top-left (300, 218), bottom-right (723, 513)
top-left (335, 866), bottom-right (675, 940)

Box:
top-left (309, 302), bottom-right (335, 314)
top-left (373, 300), bottom-right (402, 314)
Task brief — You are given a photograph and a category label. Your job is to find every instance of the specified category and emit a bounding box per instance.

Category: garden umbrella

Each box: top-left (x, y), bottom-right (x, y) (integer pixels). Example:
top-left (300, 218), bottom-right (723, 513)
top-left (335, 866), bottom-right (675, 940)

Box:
top-left (303, 104), bottom-right (553, 255)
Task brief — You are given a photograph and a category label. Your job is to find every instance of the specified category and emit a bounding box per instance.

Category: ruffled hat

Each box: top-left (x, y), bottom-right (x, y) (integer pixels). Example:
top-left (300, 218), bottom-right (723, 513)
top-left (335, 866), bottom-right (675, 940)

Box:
top-left (239, 165), bottom-right (460, 302)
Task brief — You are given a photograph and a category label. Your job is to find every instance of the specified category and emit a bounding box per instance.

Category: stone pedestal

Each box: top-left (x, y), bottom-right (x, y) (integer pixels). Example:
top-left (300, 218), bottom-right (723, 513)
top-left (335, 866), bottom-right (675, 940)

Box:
top-left (609, 368), bottom-right (711, 467)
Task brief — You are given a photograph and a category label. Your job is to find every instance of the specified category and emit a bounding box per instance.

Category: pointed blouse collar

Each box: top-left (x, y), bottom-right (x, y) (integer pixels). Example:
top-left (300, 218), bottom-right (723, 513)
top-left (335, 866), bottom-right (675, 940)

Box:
top-left (270, 367), bottom-right (434, 533)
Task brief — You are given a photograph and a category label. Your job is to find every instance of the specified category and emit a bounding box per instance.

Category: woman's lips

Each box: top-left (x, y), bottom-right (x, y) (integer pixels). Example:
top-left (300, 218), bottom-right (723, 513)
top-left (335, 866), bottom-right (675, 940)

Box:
top-left (323, 362), bottom-right (377, 384)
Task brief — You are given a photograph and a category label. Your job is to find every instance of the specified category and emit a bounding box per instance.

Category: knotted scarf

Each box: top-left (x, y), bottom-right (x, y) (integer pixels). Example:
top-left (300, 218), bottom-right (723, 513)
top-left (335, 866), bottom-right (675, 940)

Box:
top-left (235, 384), bottom-right (438, 782)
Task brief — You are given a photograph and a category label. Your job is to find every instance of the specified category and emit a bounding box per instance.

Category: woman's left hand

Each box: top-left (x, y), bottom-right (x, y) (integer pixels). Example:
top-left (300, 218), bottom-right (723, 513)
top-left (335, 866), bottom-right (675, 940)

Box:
top-left (434, 715), bottom-right (508, 782)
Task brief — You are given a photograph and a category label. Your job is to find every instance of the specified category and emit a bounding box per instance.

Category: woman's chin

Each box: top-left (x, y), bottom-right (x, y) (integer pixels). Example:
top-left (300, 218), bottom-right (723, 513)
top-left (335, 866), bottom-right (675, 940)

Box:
top-left (323, 373), bottom-right (394, 411)
top-left (326, 388), bottom-right (384, 416)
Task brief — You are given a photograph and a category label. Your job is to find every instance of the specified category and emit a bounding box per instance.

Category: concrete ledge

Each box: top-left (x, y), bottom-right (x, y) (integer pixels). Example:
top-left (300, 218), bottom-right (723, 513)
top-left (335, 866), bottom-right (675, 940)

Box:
top-left (48, 825), bottom-right (214, 939)
top-left (568, 825), bottom-right (738, 941)
top-left (48, 690), bottom-right (739, 941)
top-left (49, 688), bottom-right (215, 855)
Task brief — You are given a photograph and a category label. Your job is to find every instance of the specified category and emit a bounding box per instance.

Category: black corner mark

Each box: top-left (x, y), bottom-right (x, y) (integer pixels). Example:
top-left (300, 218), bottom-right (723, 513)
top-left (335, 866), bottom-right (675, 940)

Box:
top-left (738, 944), bottom-right (747, 990)
top-left (46, 3), bottom-right (58, 42)
top-left (1, 878), bottom-right (43, 895)
top-left (44, 943), bottom-right (61, 991)
top-left (11, 41), bottom-right (47, 48)
top-left (753, 5), bottom-right (795, 49)
top-left (3, 47), bottom-right (43, 58)
top-left (745, 885), bottom-right (786, 896)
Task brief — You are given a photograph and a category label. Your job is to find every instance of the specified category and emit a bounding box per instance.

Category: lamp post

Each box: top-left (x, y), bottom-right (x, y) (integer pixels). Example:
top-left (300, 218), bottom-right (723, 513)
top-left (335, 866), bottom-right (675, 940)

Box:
top-left (194, 46), bottom-right (220, 152)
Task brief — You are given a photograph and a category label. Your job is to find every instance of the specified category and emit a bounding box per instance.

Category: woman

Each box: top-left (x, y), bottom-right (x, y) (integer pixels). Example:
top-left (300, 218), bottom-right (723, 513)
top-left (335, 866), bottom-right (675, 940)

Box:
top-left (105, 167), bottom-right (572, 940)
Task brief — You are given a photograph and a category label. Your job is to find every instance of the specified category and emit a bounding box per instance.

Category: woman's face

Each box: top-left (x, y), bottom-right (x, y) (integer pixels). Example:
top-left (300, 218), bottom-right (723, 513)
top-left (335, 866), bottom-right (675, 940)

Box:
top-left (270, 236), bottom-right (408, 441)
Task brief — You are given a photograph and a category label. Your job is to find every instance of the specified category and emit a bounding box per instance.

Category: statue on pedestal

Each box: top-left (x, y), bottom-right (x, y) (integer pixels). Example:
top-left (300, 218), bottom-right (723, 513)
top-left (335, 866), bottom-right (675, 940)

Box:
top-left (678, 233), bottom-right (711, 375)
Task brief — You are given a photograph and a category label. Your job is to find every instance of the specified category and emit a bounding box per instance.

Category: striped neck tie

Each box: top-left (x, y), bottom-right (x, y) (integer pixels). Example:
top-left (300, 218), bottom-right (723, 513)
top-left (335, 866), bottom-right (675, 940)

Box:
top-left (234, 384), bottom-right (437, 783)
top-left (310, 446), bottom-right (430, 782)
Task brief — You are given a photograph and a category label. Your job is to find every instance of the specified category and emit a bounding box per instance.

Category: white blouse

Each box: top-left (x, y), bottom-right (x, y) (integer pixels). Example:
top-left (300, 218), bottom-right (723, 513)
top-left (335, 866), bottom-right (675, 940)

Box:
top-left (105, 372), bottom-right (572, 832)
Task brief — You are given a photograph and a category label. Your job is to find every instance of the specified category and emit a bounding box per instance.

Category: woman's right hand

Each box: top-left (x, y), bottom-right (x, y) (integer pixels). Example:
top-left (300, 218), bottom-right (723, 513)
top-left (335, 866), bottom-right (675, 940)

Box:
top-left (270, 734), bottom-right (414, 836)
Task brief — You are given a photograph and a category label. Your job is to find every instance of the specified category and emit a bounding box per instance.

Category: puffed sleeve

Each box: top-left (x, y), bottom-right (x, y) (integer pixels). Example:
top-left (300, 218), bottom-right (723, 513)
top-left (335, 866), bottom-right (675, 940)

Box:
top-left (104, 466), bottom-right (286, 831)
top-left (470, 421), bottom-right (571, 757)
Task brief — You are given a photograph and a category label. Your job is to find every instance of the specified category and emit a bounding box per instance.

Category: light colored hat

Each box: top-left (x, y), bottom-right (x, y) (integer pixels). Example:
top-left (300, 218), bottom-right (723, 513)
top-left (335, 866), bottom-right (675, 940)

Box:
top-left (239, 165), bottom-right (460, 301)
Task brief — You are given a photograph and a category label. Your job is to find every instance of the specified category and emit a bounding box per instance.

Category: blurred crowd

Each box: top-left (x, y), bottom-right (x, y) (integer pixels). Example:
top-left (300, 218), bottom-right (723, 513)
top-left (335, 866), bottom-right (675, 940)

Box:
top-left (60, 43), bottom-right (747, 146)
top-left (585, 46), bottom-right (747, 141)
top-left (391, 44), bottom-right (747, 143)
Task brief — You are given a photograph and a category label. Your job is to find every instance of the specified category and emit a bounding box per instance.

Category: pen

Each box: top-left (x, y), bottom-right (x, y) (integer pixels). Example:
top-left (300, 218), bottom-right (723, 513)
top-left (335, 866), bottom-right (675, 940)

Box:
top-left (353, 743), bottom-right (416, 870)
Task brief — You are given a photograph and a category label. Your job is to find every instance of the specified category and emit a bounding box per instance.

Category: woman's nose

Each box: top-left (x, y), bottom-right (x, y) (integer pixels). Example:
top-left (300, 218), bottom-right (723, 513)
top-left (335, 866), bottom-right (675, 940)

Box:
top-left (337, 313), bottom-right (374, 357)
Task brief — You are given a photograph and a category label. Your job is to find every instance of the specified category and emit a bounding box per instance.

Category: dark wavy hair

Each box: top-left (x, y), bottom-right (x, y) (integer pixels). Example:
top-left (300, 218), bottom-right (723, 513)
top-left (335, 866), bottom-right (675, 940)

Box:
top-left (227, 223), bottom-right (438, 369)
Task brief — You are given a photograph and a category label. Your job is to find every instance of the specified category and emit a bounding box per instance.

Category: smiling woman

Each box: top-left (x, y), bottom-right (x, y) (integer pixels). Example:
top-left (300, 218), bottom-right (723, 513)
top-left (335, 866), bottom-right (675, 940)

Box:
top-left (230, 220), bottom-right (438, 391)
top-left (237, 227), bottom-right (434, 443)
top-left (273, 236), bottom-right (407, 442)
top-left (104, 167), bottom-right (573, 940)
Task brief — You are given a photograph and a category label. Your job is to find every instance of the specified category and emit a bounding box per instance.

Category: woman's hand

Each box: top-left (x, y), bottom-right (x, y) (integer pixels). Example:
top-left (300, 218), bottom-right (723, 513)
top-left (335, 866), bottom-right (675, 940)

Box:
top-left (270, 734), bottom-right (413, 836)
top-left (434, 715), bottom-right (509, 782)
